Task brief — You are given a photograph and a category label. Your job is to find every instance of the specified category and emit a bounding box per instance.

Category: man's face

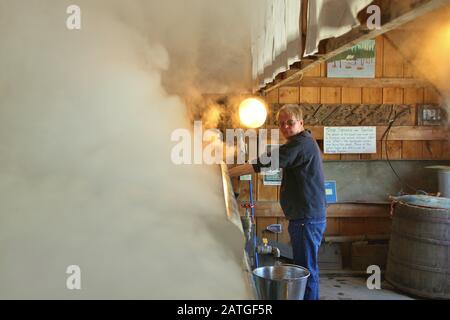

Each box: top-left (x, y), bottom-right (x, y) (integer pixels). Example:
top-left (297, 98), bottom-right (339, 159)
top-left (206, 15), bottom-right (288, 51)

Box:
top-left (278, 112), bottom-right (304, 139)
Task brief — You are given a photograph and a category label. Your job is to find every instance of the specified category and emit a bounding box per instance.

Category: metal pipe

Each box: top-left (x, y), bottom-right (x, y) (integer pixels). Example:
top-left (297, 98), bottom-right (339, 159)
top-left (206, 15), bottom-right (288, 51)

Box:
top-left (249, 178), bottom-right (259, 268)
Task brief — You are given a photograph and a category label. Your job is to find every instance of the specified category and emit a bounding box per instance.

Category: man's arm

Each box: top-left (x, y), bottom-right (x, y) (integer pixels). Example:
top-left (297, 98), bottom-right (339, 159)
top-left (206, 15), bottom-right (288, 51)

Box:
top-left (228, 163), bottom-right (255, 177)
top-left (229, 143), bottom-right (296, 177)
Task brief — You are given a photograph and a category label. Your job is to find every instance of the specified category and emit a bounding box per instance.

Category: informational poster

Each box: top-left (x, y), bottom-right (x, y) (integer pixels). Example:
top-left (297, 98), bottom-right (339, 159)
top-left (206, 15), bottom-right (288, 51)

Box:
top-left (262, 169), bottom-right (282, 186)
top-left (262, 144), bottom-right (282, 185)
top-left (324, 126), bottom-right (376, 154)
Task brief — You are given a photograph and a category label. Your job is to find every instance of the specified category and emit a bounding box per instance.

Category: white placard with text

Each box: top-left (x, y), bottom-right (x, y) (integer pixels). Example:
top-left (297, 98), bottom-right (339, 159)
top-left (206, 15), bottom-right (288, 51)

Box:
top-left (324, 126), bottom-right (376, 154)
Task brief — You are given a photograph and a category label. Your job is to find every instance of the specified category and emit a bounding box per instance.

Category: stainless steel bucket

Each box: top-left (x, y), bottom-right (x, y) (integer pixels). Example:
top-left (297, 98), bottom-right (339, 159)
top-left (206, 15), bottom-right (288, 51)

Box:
top-left (252, 264), bottom-right (310, 300)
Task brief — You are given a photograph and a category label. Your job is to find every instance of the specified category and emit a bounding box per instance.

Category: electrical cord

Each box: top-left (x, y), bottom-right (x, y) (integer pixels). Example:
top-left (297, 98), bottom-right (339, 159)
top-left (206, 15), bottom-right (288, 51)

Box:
top-left (382, 108), bottom-right (424, 195)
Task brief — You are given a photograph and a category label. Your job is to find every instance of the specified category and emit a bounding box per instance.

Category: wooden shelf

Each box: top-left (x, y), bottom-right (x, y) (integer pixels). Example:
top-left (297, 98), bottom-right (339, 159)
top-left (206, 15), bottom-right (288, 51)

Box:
top-left (242, 201), bottom-right (391, 218)
top-left (285, 77), bottom-right (431, 88)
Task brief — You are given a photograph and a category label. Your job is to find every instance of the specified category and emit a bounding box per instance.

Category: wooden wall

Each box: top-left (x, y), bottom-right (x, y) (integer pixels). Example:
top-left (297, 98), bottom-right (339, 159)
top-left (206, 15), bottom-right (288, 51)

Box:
top-left (265, 36), bottom-right (450, 161)
top-left (234, 34), bottom-right (450, 253)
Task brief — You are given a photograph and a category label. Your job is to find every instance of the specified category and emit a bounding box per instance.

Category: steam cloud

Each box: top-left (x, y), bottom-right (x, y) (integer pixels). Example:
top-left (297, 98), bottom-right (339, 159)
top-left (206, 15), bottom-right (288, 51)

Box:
top-left (0, 0), bottom-right (253, 299)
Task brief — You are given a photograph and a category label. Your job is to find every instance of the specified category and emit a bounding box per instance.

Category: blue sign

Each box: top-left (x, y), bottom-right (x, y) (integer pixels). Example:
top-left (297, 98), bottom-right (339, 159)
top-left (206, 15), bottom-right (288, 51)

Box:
top-left (325, 181), bottom-right (337, 204)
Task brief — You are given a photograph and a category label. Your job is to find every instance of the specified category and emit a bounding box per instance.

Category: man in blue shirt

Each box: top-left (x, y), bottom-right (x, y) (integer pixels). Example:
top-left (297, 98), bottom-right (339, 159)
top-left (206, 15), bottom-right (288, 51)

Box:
top-left (229, 104), bottom-right (327, 300)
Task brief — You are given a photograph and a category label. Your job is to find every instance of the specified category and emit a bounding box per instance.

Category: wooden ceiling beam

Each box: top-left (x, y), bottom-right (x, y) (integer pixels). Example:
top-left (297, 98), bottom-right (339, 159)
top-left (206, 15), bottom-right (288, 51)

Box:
top-left (262, 0), bottom-right (449, 95)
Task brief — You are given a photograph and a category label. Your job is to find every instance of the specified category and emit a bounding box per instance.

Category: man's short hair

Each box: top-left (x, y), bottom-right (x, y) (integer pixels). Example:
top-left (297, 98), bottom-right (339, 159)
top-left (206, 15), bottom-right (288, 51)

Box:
top-left (277, 104), bottom-right (303, 121)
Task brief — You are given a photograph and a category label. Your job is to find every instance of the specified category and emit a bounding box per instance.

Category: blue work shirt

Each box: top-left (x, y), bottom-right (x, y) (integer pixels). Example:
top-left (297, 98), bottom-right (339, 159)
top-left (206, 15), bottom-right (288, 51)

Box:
top-left (252, 130), bottom-right (327, 220)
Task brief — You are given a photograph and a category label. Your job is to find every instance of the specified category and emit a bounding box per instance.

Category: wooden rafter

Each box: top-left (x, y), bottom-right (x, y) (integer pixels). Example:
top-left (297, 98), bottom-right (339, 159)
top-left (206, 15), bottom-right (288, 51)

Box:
top-left (261, 0), bottom-right (450, 95)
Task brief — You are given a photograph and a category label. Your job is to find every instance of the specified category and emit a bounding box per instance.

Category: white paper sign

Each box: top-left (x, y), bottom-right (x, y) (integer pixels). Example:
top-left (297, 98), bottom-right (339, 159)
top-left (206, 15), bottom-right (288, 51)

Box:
top-left (324, 126), bottom-right (376, 154)
top-left (262, 169), bottom-right (282, 186)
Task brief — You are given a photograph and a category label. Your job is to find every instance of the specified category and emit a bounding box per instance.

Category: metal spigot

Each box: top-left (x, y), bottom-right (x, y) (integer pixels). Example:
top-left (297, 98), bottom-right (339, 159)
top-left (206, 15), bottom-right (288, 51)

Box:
top-left (257, 238), bottom-right (281, 258)
top-left (240, 203), bottom-right (254, 241)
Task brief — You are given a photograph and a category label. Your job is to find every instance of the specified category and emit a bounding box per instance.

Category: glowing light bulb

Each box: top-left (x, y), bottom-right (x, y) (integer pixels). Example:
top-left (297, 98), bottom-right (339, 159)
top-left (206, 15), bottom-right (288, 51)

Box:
top-left (238, 98), bottom-right (268, 129)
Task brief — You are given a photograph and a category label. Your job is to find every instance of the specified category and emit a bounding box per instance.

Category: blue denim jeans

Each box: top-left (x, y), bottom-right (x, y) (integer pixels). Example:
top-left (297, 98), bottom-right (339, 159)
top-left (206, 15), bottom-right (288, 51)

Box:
top-left (288, 218), bottom-right (326, 300)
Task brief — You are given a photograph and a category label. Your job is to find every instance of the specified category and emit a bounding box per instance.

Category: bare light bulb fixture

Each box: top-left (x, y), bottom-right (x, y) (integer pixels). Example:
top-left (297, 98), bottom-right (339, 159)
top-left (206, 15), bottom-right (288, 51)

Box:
top-left (238, 98), bottom-right (268, 129)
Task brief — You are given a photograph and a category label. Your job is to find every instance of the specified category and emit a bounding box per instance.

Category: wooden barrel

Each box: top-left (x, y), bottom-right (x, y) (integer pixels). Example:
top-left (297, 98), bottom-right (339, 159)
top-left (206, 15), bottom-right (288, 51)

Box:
top-left (386, 195), bottom-right (450, 299)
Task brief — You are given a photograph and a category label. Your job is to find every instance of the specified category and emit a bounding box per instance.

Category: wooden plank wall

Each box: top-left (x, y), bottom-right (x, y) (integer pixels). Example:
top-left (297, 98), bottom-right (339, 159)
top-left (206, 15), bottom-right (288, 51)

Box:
top-left (236, 34), bottom-right (450, 248)
top-left (265, 36), bottom-right (450, 161)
